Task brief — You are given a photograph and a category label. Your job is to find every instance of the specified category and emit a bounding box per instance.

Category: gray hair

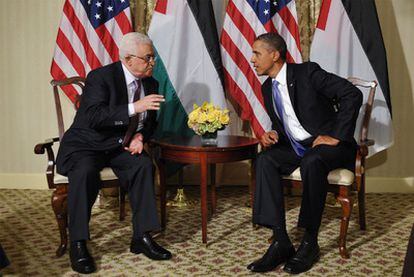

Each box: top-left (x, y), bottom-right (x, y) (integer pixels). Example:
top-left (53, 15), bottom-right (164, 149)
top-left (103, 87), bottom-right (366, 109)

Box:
top-left (119, 32), bottom-right (153, 60)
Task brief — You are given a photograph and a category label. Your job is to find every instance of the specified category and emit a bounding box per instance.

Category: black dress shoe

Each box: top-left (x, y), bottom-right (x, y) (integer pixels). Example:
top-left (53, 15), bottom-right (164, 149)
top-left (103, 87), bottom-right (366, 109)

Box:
top-left (130, 233), bottom-right (172, 260)
top-left (283, 240), bottom-right (320, 274)
top-left (69, 240), bottom-right (96, 274)
top-left (247, 241), bottom-right (295, 272)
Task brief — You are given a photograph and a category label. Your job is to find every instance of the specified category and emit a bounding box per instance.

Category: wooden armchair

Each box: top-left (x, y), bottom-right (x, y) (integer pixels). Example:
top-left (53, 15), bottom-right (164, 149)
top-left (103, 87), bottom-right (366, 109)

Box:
top-left (34, 77), bottom-right (126, 257)
top-left (282, 77), bottom-right (377, 258)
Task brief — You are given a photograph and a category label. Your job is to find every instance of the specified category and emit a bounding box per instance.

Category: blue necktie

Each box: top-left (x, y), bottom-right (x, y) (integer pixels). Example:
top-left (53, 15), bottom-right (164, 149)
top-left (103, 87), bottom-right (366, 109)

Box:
top-left (272, 80), bottom-right (306, 157)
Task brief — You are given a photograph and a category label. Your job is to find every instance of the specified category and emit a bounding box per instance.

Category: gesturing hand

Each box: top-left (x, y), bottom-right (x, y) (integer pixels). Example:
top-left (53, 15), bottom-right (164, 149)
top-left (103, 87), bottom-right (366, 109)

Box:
top-left (133, 94), bottom-right (165, 113)
top-left (312, 135), bottom-right (340, 148)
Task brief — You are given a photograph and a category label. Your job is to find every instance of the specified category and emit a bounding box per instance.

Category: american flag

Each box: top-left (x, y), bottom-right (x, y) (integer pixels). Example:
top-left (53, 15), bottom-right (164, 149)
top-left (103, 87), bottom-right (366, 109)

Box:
top-left (220, 0), bottom-right (302, 138)
top-left (51, 0), bottom-right (133, 103)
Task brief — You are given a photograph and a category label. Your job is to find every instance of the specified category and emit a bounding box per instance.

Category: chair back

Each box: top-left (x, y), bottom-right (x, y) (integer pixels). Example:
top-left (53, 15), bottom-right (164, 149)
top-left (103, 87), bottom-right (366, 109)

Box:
top-left (347, 77), bottom-right (377, 144)
top-left (51, 77), bottom-right (85, 140)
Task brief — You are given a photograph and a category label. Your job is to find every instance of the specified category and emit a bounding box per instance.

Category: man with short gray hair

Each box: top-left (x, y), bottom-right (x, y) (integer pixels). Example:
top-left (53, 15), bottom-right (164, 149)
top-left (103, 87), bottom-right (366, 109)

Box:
top-left (56, 32), bottom-right (170, 274)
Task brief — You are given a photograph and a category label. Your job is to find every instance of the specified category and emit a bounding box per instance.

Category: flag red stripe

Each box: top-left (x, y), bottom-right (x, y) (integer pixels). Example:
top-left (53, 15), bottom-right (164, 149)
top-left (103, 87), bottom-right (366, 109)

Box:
top-left (154, 0), bottom-right (168, 14)
top-left (223, 67), bottom-right (265, 137)
top-left (95, 24), bottom-right (119, 62)
top-left (316, 0), bottom-right (332, 30)
top-left (278, 6), bottom-right (302, 52)
top-left (227, 0), bottom-right (256, 46)
top-left (114, 11), bottom-right (132, 34)
top-left (63, 0), bottom-right (102, 69)
top-left (221, 30), bottom-right (264, 106)
top-left (264, 20), bottom-right (276, 33)
top-left (51, 60), bottom-right (79, 102)
top-left (56, 29), bottom-right (86, 77)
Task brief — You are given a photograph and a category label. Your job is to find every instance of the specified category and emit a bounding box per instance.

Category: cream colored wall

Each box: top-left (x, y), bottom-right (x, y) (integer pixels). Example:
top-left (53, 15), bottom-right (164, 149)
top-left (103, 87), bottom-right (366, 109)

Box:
top-left (366, 0), bottom-right (414, 191)
top-left (0, 0), bottom-right (413, 191)
top-left (0, 0), bottom-right (65, 188)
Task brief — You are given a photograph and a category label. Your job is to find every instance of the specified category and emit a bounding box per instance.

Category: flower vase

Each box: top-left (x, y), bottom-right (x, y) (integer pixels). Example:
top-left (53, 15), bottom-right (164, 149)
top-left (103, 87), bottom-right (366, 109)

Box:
top-left (201, 131), bottom-right (218, 146)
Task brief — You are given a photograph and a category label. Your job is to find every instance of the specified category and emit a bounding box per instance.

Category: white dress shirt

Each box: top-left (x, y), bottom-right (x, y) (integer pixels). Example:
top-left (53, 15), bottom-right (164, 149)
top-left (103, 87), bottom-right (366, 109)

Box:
top-left (121, 63), bottom-right (146, 131)
top-left (272, 63), bottom-right (311, 142)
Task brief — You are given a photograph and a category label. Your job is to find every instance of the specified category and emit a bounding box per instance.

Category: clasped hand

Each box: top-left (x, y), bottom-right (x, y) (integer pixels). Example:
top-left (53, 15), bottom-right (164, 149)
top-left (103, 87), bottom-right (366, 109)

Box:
top-left (124, 133), bottom-right (144, 155)
top-left (133, 94), bottom-right (165, 113)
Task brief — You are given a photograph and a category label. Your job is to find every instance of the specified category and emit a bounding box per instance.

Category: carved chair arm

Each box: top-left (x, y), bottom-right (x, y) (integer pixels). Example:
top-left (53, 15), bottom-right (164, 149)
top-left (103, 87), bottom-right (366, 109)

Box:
top-left (34, 137), bottom-right (60, 189)
top-left (34, 137), bottom-right (59, 154)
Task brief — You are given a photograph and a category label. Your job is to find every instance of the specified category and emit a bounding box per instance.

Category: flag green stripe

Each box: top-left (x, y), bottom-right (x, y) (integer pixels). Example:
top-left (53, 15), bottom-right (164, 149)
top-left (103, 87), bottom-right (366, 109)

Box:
top-left (153, 51), bottom-right (194, 139)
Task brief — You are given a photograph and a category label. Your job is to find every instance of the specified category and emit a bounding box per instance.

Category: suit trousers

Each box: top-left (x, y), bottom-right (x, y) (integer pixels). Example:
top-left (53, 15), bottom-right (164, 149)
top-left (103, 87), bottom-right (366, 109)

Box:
top-left (253, 142), bottom-right (356, 233)
top-left (67, 149), bottom-right (160, 242)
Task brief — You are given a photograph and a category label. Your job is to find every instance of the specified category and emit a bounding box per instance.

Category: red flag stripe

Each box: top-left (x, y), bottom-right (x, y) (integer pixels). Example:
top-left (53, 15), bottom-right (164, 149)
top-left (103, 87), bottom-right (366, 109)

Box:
top-left (51, 60), bottom-right (79, 103)
top-left (56, 29), bottom-right (86, 77)
top-left (154, 0), bottom-right (168, 14)
top-left (223, 68), bottom-right (265, 137)
top-left (63, 0), bottom-right (102, 69)
top-left (95, 24), bottom-right (119, 62)
top-left (226, 0), bottom-right (256, 46)
top-left (278, 6), bottom-right (302, 52)
top-left (115, 10), bottom-right (132, 35)
top-left (221, 30), bottom-right (264, 106)
top-left (316, 0), bottom-right (332, 30)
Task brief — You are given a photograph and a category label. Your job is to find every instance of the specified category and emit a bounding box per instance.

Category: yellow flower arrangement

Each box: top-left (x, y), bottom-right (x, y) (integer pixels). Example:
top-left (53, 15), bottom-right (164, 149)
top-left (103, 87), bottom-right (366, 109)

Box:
top-left (187, 101), bottom-right (230, 135)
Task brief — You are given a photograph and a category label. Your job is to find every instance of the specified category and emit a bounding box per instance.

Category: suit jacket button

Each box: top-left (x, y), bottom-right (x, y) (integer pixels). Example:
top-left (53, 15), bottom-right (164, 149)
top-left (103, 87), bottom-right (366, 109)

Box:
top-left (118, 138), bottom-right (123, 144)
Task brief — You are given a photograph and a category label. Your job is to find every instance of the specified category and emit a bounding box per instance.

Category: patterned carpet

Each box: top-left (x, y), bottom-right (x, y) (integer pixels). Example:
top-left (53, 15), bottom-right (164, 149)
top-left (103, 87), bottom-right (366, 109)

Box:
top-left (0, 187), bottom-right (412, 276)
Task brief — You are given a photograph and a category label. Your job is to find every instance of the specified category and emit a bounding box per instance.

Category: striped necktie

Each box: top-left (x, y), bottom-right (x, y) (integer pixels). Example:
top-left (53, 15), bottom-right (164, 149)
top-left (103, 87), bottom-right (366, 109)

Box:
top-left (123, 80), bottom-right (142, 147)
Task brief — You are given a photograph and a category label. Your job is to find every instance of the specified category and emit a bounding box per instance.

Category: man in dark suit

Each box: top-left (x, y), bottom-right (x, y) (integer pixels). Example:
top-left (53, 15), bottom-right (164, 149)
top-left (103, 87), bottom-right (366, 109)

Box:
top-left (56, 32), bottom-right (170, 274)
top-left (247, 33), bottom-right (362, 274)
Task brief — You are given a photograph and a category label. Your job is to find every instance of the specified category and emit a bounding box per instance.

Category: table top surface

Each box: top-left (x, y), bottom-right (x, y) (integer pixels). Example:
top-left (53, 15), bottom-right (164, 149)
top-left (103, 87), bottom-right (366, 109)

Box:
top-left (151, 135), bottom-right (259, 152)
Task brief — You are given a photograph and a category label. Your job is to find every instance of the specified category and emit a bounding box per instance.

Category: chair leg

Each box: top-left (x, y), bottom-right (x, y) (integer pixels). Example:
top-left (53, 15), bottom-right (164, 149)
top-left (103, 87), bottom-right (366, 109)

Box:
top-left (358, 177), bottom-right (366, 230)
top-left (337, 187), bottom-right (353, 259)
top-left (119, 186), bottom-right (126, 221)
top-left (51, 185), bottom-right (68, 257)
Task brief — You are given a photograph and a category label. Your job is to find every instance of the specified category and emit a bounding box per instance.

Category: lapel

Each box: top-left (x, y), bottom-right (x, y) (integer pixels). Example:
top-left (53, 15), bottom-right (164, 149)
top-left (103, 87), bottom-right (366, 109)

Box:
top-left (286, 63), bottom-right (296, 107)
top-left (114, 61), bottom-right (129, 104)
top-left (263, 78), bottom-right (285, 134)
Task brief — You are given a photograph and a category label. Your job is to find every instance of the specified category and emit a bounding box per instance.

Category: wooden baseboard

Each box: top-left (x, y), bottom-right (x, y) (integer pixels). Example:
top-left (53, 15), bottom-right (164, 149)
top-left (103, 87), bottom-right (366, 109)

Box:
top-left (0, 173), bottom-right (413, 193)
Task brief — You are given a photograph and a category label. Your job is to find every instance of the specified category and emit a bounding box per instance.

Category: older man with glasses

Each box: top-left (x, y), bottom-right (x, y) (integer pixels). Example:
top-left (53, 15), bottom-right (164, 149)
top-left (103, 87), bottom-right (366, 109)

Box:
top-left (56, 32), bottom-right (169, 274)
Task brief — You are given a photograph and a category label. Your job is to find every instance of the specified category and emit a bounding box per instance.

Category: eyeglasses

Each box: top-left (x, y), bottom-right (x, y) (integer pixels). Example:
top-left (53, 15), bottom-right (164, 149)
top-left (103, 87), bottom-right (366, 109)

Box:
top-left (129, 54), bottom-right (157, 63)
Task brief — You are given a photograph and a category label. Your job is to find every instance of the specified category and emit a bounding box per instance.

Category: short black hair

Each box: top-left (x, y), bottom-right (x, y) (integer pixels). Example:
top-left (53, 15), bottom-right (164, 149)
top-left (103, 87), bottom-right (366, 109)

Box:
top-left (255, 33), bottom-right (287, 61)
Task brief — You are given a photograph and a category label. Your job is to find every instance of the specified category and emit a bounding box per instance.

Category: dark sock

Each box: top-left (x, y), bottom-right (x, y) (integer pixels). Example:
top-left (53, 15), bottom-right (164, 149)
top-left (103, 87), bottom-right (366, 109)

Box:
top-left (303, 229), bottom-right (318, 244)
top-left (272, 226), bottom-right (292, 247)
top-left (70, 239), bottom-right (85, 245)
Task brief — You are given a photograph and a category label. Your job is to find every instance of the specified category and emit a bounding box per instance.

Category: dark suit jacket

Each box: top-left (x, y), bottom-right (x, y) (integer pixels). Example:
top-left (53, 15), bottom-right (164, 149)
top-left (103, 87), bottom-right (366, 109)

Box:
top-left (56, 61), bottom-right (158, 175)
top-left (262, 62), bottom-right (362, 148)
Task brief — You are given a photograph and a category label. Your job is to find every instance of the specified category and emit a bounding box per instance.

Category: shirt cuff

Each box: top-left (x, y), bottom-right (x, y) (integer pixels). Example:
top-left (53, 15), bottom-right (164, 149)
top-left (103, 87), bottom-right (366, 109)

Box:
top-left (128, 103), bottom-right (135, 117)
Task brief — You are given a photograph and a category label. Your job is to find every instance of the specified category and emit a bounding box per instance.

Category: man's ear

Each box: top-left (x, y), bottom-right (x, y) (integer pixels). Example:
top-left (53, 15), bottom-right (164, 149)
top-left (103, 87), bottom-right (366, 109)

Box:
top-left (273, 50), bottom-right (280, 62)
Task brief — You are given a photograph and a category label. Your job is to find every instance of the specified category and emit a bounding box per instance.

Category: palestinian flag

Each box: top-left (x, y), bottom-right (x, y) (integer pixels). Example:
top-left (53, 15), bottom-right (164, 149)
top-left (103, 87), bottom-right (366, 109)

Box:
top-left (148, 0), bottom-right (227, 138)
top-left (310, 0), bottom-right (393, 155)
